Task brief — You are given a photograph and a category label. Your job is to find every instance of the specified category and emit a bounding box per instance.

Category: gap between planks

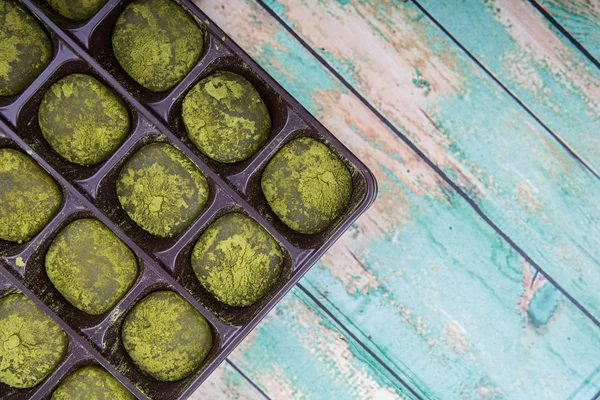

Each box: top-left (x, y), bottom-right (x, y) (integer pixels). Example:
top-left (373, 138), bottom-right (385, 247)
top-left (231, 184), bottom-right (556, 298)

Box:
top-left (194, 0), bottom-right (600, 397)
top-left (410, 0), bottom-right (600, 181)
top-left (527, 0), bottom-right (600, 70)
top-left (252, 0), bottom-right (600, 332)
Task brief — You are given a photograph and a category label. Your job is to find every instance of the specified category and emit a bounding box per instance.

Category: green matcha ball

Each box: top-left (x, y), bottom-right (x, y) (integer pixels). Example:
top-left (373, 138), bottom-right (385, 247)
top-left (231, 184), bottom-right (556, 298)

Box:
top-left (0, 0), bottom-right (52, 96)
top-left (191, 213), bottom-right (283, 307)
top-left (112, 0), bottom-right (203, 92)
top-left (0, 294), bottom-right (68, 389)
top-left (46, 0), bottom-right (107, 21)
top-left (116, 143), bottom-right (209, 238)
top-left (51, 365), bottom-right (134, 400)
top-left (182, 71), bottom-right (271, 163)
top-left (45, 219), bottom-right (138, 315)
top-left (0, 148), bottom-right (63, 243)
top-left (121, 291), bottom-right (212, 381)
top-left (39, 74), bottom-right (130, 166)
top-left (261, 137), bottom-right (353, 235)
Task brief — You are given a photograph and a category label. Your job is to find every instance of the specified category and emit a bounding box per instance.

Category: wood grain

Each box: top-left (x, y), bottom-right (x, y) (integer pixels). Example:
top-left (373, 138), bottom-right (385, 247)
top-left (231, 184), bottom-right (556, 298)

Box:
top-left (191, 361), bottom-right (268, 400)
top-left (534, 0), bottom-right (600, 62)
top-left (415, 0), bottom-right (600, 176)
top-left (192, 0), bottom-right (600, 398)
top-left (192, 291), bottom-right (413, 399)
top-left (257, 0), bottom-right (600, 325)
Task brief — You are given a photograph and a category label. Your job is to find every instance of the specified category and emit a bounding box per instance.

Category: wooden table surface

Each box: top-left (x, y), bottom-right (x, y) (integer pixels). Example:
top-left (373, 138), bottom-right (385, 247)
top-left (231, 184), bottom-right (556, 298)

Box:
top-left (187, 1), bottom-right (600, 399)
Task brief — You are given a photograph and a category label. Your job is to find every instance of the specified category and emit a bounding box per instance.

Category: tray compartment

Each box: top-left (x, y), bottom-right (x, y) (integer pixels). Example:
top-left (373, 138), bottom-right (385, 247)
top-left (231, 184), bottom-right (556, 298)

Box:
top-left (0, 0), bottom-right (377, 398)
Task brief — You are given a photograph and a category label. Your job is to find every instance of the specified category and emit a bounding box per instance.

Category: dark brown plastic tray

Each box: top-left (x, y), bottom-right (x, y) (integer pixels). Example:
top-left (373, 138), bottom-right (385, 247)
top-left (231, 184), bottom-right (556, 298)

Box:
top-left (0, 0), bottom-right (377, 399)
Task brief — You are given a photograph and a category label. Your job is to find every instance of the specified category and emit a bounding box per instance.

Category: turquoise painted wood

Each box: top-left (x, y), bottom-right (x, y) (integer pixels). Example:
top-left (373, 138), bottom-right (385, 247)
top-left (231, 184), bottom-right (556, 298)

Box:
top-left (258, 0), bottom-right (600, 326)
top-left (191, 0), bottom-right (600, 399)
top-left (193, 287), bottom-right (416, 400)
top-left (535, 0), bottom-right (600, 62)
top-left (415, 0), bottom-right (600, 176)
top-left (191, 361), bottom-right (268, 400)
top-left (228, 288), bottom-right (414, 399)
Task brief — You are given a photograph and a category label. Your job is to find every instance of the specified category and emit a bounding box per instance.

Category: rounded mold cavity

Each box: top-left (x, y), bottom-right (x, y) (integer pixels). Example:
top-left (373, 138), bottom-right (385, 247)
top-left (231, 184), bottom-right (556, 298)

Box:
top-left (161, 53), bottom-right (291, 180)
top-left (93, 133), bottom-right (219, 254)
top-left (14, 209), bottom-right (145, 333)
top-left (41, 358), bottom-right (126, 400)
top-left (167, 205), bottom-right (295, 326)
top-left (100, 283), bottom-right (225, 400)
top-left (0, 284), bottom-right (76, 400)
top-left (0, 138), bottom-right (75, 262)
top-left (9, 58), bottom-right (139, 186)
top-left (83, 0), bottom-right (211, 105)
top-left (0, 2), bottom-right (63, 111)
top-left (26, 0), bottom-right (112, 31)
top-left (244, 128), bottom-right (371, 249)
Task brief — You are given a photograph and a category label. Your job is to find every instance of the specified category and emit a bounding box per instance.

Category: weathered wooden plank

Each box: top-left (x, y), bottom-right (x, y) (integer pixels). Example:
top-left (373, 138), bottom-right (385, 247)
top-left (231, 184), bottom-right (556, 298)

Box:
top-left (533, 0), bottom-right (600, 63)
top-left (193, 292), bottom-right (414, 399)
top-left (227, 289), bottom-right (413, 400)
top-left (414, 0), bottom-right (600, 176)
top-left (194, 0), bottom-right (600, 398)
top-left (192, 360), bottom-right (268, 400)
top-left (255, 0), bottom-right (600, 324)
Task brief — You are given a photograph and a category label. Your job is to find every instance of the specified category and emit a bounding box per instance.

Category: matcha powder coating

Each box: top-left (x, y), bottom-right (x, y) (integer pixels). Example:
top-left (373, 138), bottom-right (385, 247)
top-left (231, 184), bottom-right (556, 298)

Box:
top-left (0, 148), bottom-right (63, 243)
top-left (191, 213), bottom-right (283, 307)
top-left (45, 218), bottom-right (138, 315)
top-left (261, 137), bottom-right (353, 234)
top-left (39, 73), bottom-right (130, 166)
top-left (116, 143), bottom-right (209, 238)
top-left (112, 0), bottom-right (203, 92)
top-left (121, 291), bottom-right (212, 381)
top-left (182, 71), bottom-right (271, 163)
top-left (51, 365), bottom-right (134, 400)
top-left (0, 294), bottom-right (68, 389)
top-left (0, 0), bottom-right (52, 96)
top-left (46, 0), bottom-right (107, 21)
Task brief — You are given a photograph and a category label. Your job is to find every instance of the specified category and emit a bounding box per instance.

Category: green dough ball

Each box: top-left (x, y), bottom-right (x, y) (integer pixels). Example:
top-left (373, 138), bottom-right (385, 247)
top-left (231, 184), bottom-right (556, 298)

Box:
top-left (51, 365), bottom-right (134, 400)
top-left (0, 294), bottom-right (68, 389)
top-left (39, 74), bottom-right (130, 166)
top-left (261, 137), bottom-right (352, 235)
top-left (116, 143), bottom-right (209, 238)
top-left (182, 71), bottom-right (271, 163)
top-left (191, 213), bottom-right (283, 307)
top-left (0, 0), bottom-right (52, 96)
top-left (121, 291), bottom-right (212, 381)
top-left (46, 0), bottom-right (107, 21)
top-left (0, 148), bottom-right (62, 243)
top-left (45, 219), bottom-right (138, 315)
top-left (112, 0), bottom-right (203, 92)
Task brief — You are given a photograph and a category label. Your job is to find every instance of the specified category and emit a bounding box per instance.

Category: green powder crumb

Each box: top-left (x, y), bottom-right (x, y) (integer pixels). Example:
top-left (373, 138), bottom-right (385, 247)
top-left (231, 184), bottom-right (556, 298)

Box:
top-left (51, 365), bottom-right (134, 400)
top-left (0, 294), bottom-right (68, 389)
top-left (15, 257), bottom-right (24, 267)
top-left (191, 213), bottom-right (283, 307)
top-left (0, 0), bottom-right (52, 96)
top-left (112, 0), bottom-right (203, 92)
top-left (116, 143), bottom-right (209, 238)
top-left (182, 71), bottom-right (271, 163)
top-left (39, 73), bottom-right (130, 166)
top-left (0, 148), bottom-right (63, 243)
top-left (46, 0), bottom-right (107, 21)
top-left (45, 218), bottom-right (138, 315)
top-left (261, 137), bottom-right (353, 234)
top-left (121, 291), bottom-right (212, 381)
